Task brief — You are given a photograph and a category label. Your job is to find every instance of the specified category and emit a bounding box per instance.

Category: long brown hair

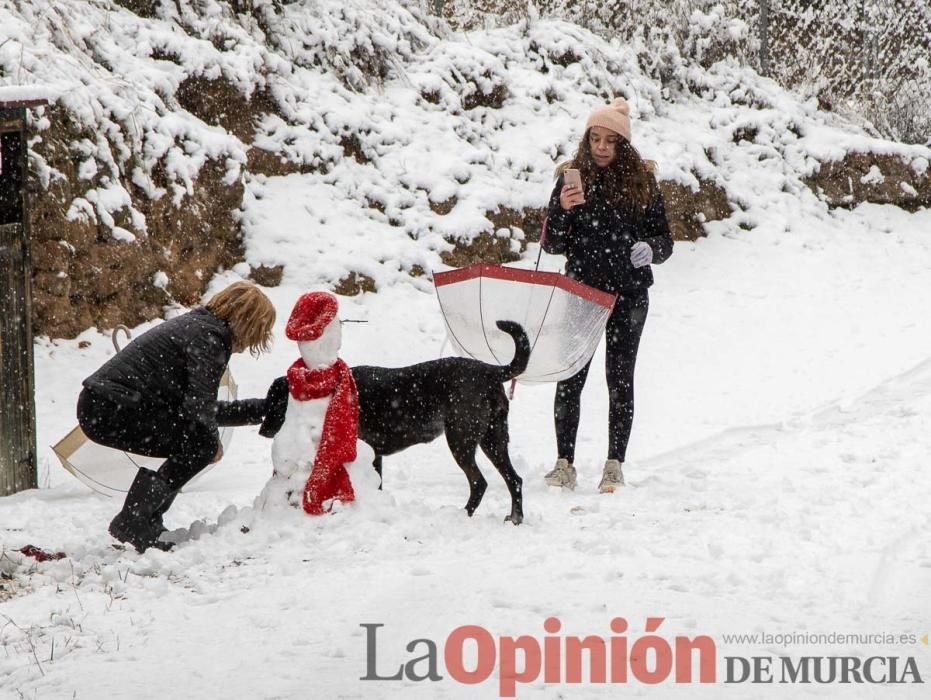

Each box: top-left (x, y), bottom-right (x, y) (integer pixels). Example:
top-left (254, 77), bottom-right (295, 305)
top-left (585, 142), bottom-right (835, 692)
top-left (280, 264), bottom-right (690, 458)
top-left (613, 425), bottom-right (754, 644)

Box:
top-left (205, 282), bottom-right (275, 357)
top-left (558, 129), bottom-right (657, 212)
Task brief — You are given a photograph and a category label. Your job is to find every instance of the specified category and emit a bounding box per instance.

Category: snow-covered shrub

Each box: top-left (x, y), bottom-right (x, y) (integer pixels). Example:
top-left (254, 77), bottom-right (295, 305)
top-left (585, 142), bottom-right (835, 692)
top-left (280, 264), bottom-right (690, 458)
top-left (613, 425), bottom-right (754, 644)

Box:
top-left (254, 0), bottom-right (435, 92)
top-left (408, 42), bottom-right (510, 112)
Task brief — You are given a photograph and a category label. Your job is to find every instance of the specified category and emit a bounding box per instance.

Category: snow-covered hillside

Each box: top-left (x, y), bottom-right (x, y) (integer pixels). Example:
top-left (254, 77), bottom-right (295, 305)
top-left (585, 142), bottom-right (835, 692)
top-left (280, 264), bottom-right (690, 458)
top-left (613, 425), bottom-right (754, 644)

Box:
top-left (2, 1), bottom-right (931, 697)
top-left (2, 0), bottom-right (929, 335)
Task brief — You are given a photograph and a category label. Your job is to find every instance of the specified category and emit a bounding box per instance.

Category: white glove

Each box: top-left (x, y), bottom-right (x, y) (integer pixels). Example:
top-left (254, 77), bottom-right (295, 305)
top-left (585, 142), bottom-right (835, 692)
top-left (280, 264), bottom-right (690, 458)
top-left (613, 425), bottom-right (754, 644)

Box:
top-left (630, 241), bottom-right (653, 268)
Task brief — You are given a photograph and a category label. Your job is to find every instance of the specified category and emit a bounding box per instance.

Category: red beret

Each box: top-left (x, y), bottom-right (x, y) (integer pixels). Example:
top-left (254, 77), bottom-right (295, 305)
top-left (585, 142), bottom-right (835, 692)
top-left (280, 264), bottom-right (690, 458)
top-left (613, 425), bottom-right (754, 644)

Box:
top-left (285, 292), bottom-right (339, 341)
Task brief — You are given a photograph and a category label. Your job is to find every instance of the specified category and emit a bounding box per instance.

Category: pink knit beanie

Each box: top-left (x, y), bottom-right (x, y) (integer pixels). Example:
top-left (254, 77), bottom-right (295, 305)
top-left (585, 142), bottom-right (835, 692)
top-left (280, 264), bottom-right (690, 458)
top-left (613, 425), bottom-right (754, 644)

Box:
top-left (585, 97), bottom-right (631, 142)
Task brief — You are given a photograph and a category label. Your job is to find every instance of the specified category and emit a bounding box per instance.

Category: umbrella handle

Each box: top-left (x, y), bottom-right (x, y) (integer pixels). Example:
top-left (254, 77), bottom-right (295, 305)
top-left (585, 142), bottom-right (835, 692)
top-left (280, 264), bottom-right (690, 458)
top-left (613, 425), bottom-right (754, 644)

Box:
top-left (533, 244), bottom-right (544, 272)
top-left (534, 216), bottom-right (552, 272)
top-left (508, 377), bottom-right (517, 400)
top-left (112, 325), bottom-right (131, 352)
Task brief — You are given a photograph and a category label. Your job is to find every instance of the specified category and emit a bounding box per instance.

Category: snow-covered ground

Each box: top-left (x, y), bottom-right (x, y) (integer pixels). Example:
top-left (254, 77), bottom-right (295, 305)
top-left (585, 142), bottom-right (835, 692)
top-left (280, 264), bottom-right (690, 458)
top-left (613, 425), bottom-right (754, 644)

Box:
top-left (2, 196), bottom-right (930, 698)
top-left (3, 1), bottom-right (931, 697)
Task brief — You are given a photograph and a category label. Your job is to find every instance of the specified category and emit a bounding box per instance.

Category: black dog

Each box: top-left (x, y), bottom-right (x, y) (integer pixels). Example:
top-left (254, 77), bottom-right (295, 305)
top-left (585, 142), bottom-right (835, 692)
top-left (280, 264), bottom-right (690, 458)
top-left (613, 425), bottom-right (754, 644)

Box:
top-left (261, 320), bottom-right (530, 524)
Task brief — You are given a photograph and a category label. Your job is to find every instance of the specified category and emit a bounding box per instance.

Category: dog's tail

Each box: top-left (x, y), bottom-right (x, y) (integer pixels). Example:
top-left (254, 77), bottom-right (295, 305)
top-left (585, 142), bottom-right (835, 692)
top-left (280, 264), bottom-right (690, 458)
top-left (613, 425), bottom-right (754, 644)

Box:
top-left (492, 320), bottom-right (531, 382)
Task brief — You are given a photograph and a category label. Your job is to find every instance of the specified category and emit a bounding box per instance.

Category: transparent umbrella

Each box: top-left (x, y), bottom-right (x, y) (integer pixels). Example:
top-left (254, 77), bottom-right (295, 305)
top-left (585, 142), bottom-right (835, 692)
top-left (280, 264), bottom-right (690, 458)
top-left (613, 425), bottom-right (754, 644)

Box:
top-left (434, 264), bottom-right (616, 384)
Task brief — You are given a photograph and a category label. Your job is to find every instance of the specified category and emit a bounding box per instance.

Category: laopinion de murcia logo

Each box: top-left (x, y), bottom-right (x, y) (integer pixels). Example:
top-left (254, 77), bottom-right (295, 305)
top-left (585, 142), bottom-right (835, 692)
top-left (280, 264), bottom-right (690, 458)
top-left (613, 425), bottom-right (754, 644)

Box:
top-left (360, 618), bottom-right (926, 697)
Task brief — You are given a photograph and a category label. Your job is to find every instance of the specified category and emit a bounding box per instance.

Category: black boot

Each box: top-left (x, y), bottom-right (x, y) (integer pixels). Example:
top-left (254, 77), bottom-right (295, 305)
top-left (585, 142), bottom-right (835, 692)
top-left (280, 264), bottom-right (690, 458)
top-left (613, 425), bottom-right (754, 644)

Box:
top-left (151, 490), bottom-right (178, 538)
top-left (109, 469), bottom-right (175, 552)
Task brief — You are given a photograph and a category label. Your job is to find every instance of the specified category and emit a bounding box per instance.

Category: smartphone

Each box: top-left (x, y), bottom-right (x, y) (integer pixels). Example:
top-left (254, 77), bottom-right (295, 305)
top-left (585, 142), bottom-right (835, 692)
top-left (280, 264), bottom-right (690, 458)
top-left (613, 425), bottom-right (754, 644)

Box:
top-left (563, 168), bottom-right (585, 203)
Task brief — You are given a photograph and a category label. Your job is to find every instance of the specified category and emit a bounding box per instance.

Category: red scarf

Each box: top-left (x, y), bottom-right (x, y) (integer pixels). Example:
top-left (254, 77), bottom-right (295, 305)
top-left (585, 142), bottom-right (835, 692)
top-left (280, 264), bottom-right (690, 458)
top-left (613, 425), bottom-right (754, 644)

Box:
top-left (286, 357), bottom-right (359, 515)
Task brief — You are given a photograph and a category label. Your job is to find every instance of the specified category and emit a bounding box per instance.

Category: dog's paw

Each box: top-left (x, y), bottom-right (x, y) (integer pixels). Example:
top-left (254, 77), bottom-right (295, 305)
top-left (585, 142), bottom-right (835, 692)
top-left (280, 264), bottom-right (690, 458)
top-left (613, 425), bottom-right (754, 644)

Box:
top-left (504, 513), bottom-right (523, 526)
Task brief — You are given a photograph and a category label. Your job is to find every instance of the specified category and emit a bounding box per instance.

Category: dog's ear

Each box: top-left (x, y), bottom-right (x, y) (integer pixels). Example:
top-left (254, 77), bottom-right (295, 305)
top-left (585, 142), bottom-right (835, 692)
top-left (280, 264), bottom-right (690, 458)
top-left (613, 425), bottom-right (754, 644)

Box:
top-left (258, 376), bottom-right (289, 438)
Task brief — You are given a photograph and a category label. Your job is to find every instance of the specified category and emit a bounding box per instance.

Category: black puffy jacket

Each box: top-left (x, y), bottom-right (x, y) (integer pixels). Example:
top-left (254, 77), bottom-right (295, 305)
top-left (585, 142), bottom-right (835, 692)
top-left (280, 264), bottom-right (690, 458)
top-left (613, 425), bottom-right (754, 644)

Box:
top-left (82, 308), bottom-right (232, 430)
top-left (542, 171), bottom-right (674, 294)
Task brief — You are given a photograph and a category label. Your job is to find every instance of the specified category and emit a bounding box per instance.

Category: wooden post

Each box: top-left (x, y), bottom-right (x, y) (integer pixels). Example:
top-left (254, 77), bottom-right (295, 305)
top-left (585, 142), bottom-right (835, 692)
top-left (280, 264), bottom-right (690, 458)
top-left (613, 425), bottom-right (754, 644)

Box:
top-left (0, 98), bottom-right (46, 496)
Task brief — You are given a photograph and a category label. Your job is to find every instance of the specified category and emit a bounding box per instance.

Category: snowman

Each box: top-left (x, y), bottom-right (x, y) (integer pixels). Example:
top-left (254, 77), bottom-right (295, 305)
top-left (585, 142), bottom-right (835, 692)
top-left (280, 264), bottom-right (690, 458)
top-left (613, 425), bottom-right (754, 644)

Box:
top-left (256, 291), bottom-right (374, 514)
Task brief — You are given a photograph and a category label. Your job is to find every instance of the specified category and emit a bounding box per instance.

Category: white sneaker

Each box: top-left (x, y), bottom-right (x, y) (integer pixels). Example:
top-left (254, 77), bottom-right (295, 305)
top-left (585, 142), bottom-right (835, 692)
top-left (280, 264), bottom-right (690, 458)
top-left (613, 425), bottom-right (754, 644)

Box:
top-left (598, 459), bottom-right (625, 493)
top-left (544, 458), bottom-right (577, 490)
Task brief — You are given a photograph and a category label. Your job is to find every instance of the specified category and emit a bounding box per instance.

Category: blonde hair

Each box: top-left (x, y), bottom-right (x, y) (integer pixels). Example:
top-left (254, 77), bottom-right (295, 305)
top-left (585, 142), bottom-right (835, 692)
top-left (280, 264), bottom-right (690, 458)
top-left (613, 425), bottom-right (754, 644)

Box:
top-left (205, 282), bottom-right (275, 357)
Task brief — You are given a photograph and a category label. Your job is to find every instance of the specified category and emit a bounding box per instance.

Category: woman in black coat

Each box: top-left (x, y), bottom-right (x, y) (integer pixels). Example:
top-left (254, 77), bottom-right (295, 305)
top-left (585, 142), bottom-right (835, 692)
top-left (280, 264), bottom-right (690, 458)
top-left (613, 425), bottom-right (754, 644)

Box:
top-left (77, 282), bottom-right (276, 552)
top-left (542, 97), bottom-right (674, 493)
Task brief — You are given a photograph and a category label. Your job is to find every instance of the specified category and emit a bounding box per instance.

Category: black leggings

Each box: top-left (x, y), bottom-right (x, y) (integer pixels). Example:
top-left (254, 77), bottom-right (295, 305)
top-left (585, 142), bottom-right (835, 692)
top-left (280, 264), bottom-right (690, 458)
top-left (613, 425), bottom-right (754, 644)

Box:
top-left (554, 289), bottom-right (649, 463)
top-left (77, 389), bottom-right (219, 492)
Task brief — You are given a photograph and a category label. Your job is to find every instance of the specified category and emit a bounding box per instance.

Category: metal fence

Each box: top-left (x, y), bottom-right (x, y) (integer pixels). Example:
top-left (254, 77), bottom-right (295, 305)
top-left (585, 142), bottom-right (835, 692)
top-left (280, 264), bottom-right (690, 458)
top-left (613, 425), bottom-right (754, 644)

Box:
top-left (438, 0), bottom-right (931, 144)
top-left (756, 0), bottom-right (931, 142)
